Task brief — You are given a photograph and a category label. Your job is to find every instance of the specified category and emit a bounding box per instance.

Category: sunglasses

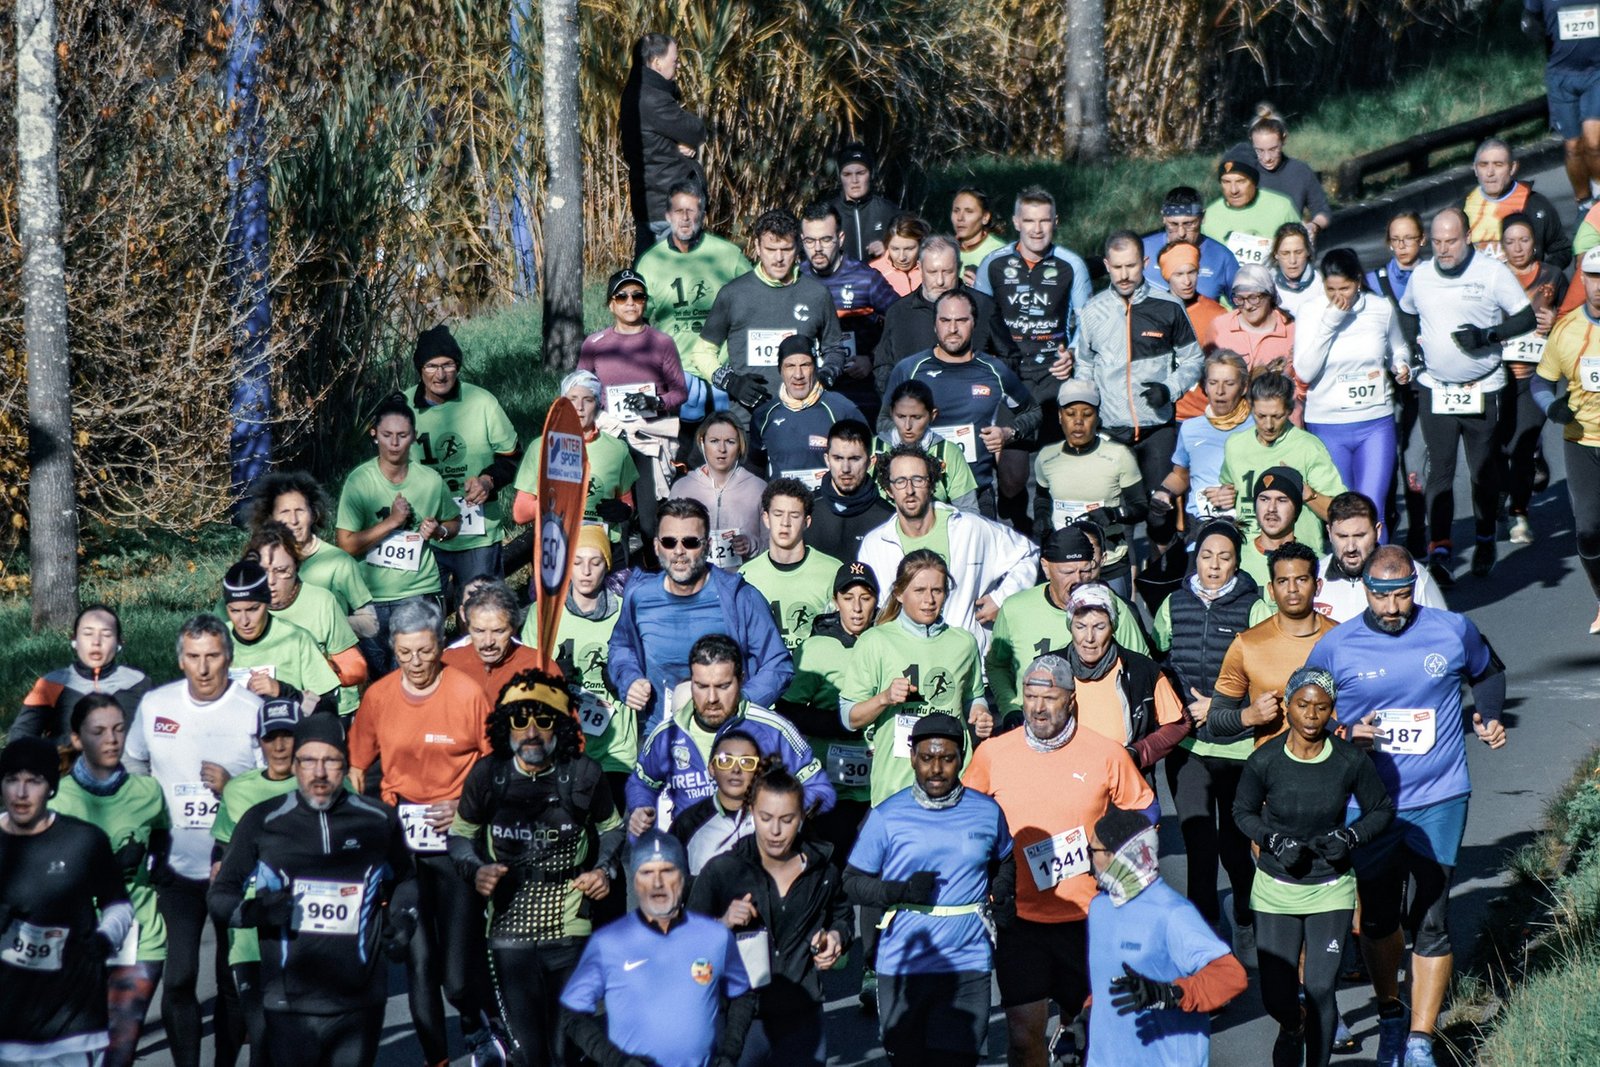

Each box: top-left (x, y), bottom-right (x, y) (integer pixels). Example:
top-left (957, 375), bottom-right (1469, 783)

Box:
top-left (658, 535), bottom-right (704, 550)
top-left (508, 710), bottom-right (562, 731)
top-left (711, 753), bottom-right (761, 772)
top-left (612, 290), bottom-right (647, 303)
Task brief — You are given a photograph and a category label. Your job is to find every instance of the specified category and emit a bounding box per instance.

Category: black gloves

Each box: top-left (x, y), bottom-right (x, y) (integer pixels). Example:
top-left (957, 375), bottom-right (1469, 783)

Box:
top-left (382, 906), bottom-right (418, 962)
top-left (595, 498), bottom-right (633, 526)
top-left (114, 840), bottom-right (148, 877)
top-left (1110, 963), bottom-right (1184, 1015)
top-left (723, 372), bottom-right (771, 409)
top-left (891, 871), bottom-right (939, 906)
top-left (1147, 492), bottom-right (1174, 520)
top-left (1550, 396), bottom-right (1577, 425)
top-left (1451, 323), bottom-right (1493, 350)
top-left (1264, 833), bottom-right (1307, 869)
top-left (241, 886), bottom-right (295, 928)
top-left (1309, 826), bottom-right (1361, 864)
top-left (1139, 381), bottom-right (1171, 409)
top-left (621, 392), bottom-right (664, 417)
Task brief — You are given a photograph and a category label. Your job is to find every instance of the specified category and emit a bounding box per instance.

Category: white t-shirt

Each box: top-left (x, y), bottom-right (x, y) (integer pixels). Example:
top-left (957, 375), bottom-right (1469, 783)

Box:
top-left (1314, 555), bottom-right (1448, 623)
top-left (1399, 252), bottom-right (1530, 393)
top-left (126, 680), bottom-right (264, 881)
top-left (1293, 292), bottom-right (1412, 425)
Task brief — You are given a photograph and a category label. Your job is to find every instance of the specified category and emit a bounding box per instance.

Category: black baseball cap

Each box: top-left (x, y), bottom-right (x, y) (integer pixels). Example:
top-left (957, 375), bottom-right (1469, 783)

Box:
top-left (258, 697), bottom-right (304, 738)
top-left (834, 561), bottom-right (879, 598)
top-left (607, 268), bottom-right (648, 299)
top-left (909, 713), bottom-right (966, 750)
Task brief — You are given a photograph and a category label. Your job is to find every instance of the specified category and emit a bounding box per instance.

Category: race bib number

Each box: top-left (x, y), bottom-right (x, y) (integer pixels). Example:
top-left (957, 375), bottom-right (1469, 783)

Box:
top-left (1372, 708), bottom-right (1437, 756)
top-left (1336, 370), bottom-right (1385, 409)
top-left (1194, 495), bottom-right (1237, 519)
top-left (1225, 231), bottom-right (1273, 266)
top-left (292, 879), bottom-right (364, 936)
top-left (826, 744), bottom-right (871, 787)
top-left (781, 468), bottom-right (827, 491)
top-left (1501, 333), bottom-right (1546, 364)
top-left (1050, 499), bottom-right (1098, 529)
top-left (605, 382), bottom-right (656, 421)
top-left (735, 929), bottom-right (772, 988)
top-left (1024, 827), bottom-right (1092, 891)
top-left (169, 782), bottom-right (220, 830)
top-left (399, 804), bottom-right (447, 853)
top-left (110, 921), bottom-right (139, 967)
top-left (227, 664), bottom-right (276, 686)
top-left (575, 690), bottom-right (615, 737)
top-left (1580, 355), bottom-right (1600, 392)
top-left (1560, 5), bottom-right (1600, 39)
top-left (707, 528), bottom-right (738, 568)
top-left (891, 713), bottom-right (919, 758)
top-left (933, 423), bottom-right (979, 463)
top-left (746, 328), bottom-right (794, 367)
top-left (1431, 381), bottom-right (1484, 415)
top-left (840, 333), bottom-right (859, 360)
top-left (453, 498), bottom-right (486, 536)
top-left (1, 921), bottom-right (67, 972)
top-left (365, 531), bottom-right (424, 572)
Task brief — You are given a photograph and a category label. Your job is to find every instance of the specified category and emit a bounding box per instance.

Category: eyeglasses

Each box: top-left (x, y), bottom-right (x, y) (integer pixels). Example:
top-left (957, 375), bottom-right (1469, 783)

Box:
top-left (887, 475), bottom-right (931, 489)
top-left (1388, 235), bottom-right (1422, 246)
top-left (508, 710), bottom-right (562, 731)
top-left (800, 236), bottom-right (838, 249)
top-left (294, 756), bottom-right (347, 770)
top-left (1234, 293), bottom-right (1270, 306)
top-left (658, 535), bottom-right (704, 550)
top-left (612, 291), bottom-right (647, 303)
top-left (711, 753), bottom-right (761, 772)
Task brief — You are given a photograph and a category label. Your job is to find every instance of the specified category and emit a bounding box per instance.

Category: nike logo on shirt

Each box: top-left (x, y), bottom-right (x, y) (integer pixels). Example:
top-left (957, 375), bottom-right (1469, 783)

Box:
top-left (624, 959), bottom-right (648, 971)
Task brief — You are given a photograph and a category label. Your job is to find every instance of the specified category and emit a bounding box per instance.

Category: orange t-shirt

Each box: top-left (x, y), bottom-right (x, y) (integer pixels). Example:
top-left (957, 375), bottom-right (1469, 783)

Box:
top-left (441, 642), bottom-right (555, 705)
top-left (964, 725), bottom-right (1154, 922)
top-left (347, 664), bottom-right (493, 805)
top-left (1073, 662), bottom-right (1184, 749)
top-left (1212, 612), bottom-right (1337, 743)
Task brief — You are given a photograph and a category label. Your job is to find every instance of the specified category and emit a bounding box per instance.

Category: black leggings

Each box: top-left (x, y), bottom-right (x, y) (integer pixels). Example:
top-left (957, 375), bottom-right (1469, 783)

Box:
top-left (1418, 383), bottom-right (1513, 548)
top-left (233, 962), bottom-right (268, 1059)
top-left (263, 1009), bottom-right (383, 1067)
top-left (1257, 908), bottom-right (1353, 1067)
top-left (490, 939), bottom-right (584, 1066)
top-left (408, 852), bottom-right (493, 1063)
top-left (158, 875), bottom-right (243, 1067)
top-left (1505, 375), bottom-right (1545, 513)
top-left (1566, 439), bottom-right (1600, 598)
top-left (1166, 750), bottom-right (1254, 927)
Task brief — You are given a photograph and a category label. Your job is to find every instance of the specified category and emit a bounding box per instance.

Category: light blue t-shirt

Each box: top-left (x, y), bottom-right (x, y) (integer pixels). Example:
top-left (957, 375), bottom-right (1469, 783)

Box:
top-left (1087, 878), bottom-right (1230, 1066)
top-left (847, 787), bottom-right (1011, 975)
top-left (1172, 413), bottom-right (1255, 520)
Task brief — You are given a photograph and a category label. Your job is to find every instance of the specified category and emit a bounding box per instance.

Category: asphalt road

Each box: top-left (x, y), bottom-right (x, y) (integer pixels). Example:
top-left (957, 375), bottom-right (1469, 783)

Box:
top-left (129, 157), bottom-right (1600, 1066)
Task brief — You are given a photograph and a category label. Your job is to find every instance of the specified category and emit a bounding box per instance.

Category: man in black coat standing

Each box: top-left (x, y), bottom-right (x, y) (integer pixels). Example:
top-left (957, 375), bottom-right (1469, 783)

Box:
top-left (620, 33), bottom-right (707, 259)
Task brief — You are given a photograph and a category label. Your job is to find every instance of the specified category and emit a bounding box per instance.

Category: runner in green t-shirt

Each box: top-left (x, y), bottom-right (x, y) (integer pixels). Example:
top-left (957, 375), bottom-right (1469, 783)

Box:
top-left (1200, 159), bottom-right (1302, 268)
top-left (335, 396), bottom-right (461, 603)
top-left (635, 185), bottom-right (752, 360)
top-left (245, 524), bottom-right (367, 716)
top-left (839, 551), bottom-right (990, 806)
top-left (875, 380), bottom-right (980, 510)
top-left (221, 560), bottom-right (342, 709)
top-left (514, 372), bottom-right (639, 547)
top-left (1216, 371), bottom-right (1345, 548)
top-left (248, 471), bottom-right (376, 638)
top-left (50, 694), bottom-right (170, 1065)
top-left (738, 478), bottom-right (844, 651)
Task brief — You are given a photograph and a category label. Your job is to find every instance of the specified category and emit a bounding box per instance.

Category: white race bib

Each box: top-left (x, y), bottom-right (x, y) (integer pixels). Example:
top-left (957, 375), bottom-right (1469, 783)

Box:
top-left (110, 921), bottom-right (139, 967)
top-left (746, 328), bottom-right (794, 367)
top-left (1050, 499), bottom-right (1098, 529)
top-left (1560, 5), bottom-right (1600, 39)
top-left (1194, 495), bottom-right (1237, 519)
top-left (933, 423), bottom-right (979, 463)
top-left (1225, 231), bottom-right (1273, 266)
top-left (780, 468), bottom-right (828, 491)
top-left (398, 804), bottom-right (448, 853)
top-left (1431, 381), bottom-right (1484, 415)
top-left (605, 382), bottom-right (656, 421)
top-left (1502, 333), bottom-right (1546, 364)
top-left (891, 713), bottom-right (920, 758)
top-left (1336, 370), bottom-right (1386, 410)
top-left (227, 665), bottom-right (276, 685)
top-left (453, 498), bottom-right (486, 536)
top-left (826, 743), bottom-right (871, 787)
top-left (292, 879), bottom-right (364, 936)
top-left (707, 528), bottom-right (739, 568)
top-left (168, 782), bottom-right (220, 830)
top-left (735, 929), bottom-right (772, 988)
top-left (575, 690), bottom-right (615, 737)
top-left (1580, 355), bottom-right (1600, 393)
top-left (1, 920), bottom-right (67, 972)
top-left (840, 333), bottom-right (859, 360)
top-left (1024, 827), bottom-right (1092, 891)
top-left (365, 531), bottom-right (424, 572)
top-left (1372, 708), bottom-right (1437, 756)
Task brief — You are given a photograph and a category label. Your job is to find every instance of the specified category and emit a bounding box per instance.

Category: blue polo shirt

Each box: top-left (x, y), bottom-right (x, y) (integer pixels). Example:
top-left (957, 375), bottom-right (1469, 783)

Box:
top-left (561, 910), bottom-right (750, 1067)
top-left (1172, 412), bottom-right (1255, 521)
top-left (847, 786), bottom-right (1011, 975)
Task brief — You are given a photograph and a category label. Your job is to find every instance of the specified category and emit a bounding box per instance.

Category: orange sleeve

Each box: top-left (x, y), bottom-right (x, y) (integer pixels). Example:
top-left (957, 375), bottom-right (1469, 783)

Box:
top-left (347, 697), bottom-right (379, 772)
top-left (1175, 952), bottom-right (1248, 1013)
top-left (1152, 675), bottom-right (1186, 726)
top-left (1109, 746), bottom-right (1156, 812)
top-left (512, 489), bottom-right (539, 526)
top-left (472, 689), bottom-right (494, 757)
top-left (329, 646), bottom-right (368, 688)
top-left (1212, 635), bottom-right (1248, 700)
top-left (960, 743), bottom-right (992, 794)
top-left (22, 677), bottom-right (63, 710)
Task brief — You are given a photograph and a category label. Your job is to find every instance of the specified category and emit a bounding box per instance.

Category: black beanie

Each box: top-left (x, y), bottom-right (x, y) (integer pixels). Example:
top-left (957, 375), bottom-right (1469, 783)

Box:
top-left (1095, 805), bottom-right (1154, 853)
top-left (292, 712), bottom-right (349, 758)
top-left (1, 736), bottom-right (62, 796)
top-left (413, 325), bottom-right (462, 373)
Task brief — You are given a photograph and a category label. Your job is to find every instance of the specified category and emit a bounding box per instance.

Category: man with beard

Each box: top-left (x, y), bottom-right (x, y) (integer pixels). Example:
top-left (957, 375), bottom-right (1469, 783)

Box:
top-left (208, 715), bottom-right (418, 1067)
top-left (561, 830), bottom-right (755, 1067)
top-left (963, 656), bottom-right (1158, 1067)
top-left (797, 419), bottom-right (892, 565)
top-left (1315, 493), bottom-right (1446, 622)
top-left (874, 236), bottom-right (1016, 390)
top-left (1306, 545), bottom-right (1507, 1067)
top-left (449, 670), bottom-right (623, 1066)
top-left (798, 202), bottom-right (901, 419)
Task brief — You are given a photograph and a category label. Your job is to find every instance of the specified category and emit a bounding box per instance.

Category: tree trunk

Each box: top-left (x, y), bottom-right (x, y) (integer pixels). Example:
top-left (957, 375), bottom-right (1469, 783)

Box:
top-left (540, 0), bottom-right (583, 371)
top-left (16, 0), bottom-right (79, 629)
top-left (1063, 0), bottom-right (1108, 161)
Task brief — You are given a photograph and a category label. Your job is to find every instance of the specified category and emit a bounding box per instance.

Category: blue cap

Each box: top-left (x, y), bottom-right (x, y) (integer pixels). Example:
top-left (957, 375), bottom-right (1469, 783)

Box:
top-left (257, 697), bottom-right (303, 738)
top-left (626, 828), bottom-right (687, 880)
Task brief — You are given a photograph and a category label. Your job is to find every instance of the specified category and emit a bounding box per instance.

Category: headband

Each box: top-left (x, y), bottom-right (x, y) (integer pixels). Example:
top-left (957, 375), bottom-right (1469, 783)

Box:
top-left (499, 681), bottom-right (568, 710)
top-left (1362, 572), bottom-right (1418, 594)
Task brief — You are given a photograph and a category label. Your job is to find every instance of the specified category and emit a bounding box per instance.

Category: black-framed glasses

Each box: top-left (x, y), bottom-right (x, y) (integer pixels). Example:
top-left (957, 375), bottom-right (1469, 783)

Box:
top-left (711, 753), bottom-right (761, 772)
top-left (294, 756), bottom-right (347, 771)
top-left (658, 535), bottom-right (704, 550)
top-left (508, 710), bottom-right (561, 731)
top-left (887, 475), bottom-right (931, 489)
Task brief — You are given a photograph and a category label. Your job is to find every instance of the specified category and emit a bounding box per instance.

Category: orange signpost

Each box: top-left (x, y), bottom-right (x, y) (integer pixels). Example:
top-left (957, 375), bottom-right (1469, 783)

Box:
top-left (532, 397), bottom-right (590, 657)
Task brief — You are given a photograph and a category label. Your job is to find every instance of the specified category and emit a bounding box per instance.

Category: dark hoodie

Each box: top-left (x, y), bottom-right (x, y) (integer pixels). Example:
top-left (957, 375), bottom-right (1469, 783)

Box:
top-left (806, 476), bottom-right (892, 564)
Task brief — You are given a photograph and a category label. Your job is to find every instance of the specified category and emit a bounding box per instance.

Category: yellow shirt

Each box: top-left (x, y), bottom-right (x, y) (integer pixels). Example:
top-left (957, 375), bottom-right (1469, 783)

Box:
top-left (1537, 305), bottom-right (1600, 446)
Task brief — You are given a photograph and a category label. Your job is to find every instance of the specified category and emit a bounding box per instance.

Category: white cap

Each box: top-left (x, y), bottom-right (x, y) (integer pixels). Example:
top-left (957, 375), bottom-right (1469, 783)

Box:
top-left (1582, 247), bottom-right (1600, 275)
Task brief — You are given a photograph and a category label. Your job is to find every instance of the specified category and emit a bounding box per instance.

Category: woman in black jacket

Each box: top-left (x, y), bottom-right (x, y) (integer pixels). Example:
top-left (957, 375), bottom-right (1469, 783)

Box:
top-left (687, 763), bottom-right (853, 1067)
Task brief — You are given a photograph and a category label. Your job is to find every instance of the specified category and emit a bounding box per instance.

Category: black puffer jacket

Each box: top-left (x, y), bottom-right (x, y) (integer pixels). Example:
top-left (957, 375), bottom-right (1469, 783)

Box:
top-left (1159, 573), bottom-right (1261, 700)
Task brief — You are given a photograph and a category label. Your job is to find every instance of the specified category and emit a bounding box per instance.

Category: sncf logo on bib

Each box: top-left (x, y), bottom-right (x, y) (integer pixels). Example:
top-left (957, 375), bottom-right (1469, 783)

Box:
top-left (153, 716), bottom-right (181, 736)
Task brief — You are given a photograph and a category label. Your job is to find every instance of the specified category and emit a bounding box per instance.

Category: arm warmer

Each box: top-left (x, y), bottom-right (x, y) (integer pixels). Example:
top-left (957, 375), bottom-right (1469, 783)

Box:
top-left (1492, 305), bottom-right (1537, 342)
top-left (1469, 644), bottom-right (1508, 723)
top-left (1530, 373), bottom-right (1558, 415)
top-left (95, 901), bottom-right (136, 953)
top-left (715, 992), bottom-right (759, 1064)
top-left (563, 1009), bottom-right (637, 1067)
top-left (1131, 718), bottom-right (1191, 771)
top-left (1174, 952), bottom-right (1249, 1013)
top-left (1198, 691), bottom-right (1251, 742)
top-left (842, 864), bottom-right (911, 909)
top-left (479, 450), bottom-right (523, 496)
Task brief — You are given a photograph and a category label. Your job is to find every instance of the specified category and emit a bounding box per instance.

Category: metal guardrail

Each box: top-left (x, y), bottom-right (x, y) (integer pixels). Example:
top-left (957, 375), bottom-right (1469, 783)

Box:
top-left (1333, 97), bottom-right (1548, 202)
